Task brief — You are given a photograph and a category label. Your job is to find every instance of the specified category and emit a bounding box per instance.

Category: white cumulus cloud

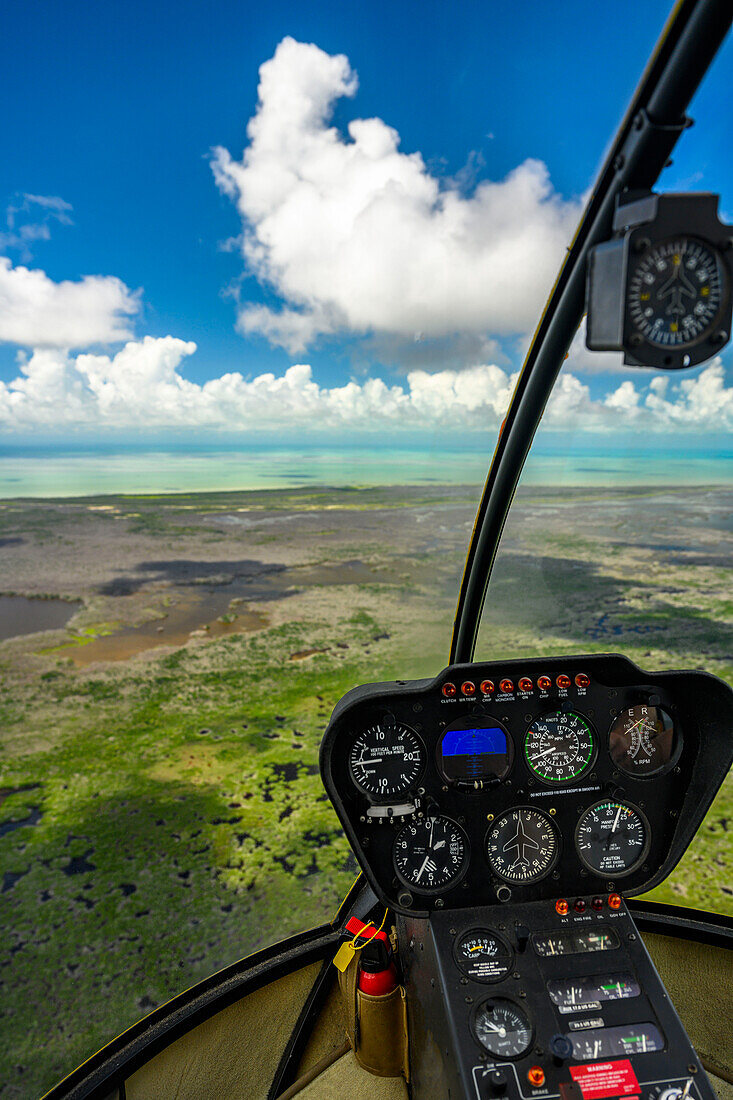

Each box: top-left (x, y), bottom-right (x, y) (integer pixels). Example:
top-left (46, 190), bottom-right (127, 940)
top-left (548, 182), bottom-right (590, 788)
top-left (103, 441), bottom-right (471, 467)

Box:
top-left (1, 337), bottom-right (731, 437)
top-left (212, 37), bottom-right (582, 355)
top-left (0, 258), bottom-right (140, 348)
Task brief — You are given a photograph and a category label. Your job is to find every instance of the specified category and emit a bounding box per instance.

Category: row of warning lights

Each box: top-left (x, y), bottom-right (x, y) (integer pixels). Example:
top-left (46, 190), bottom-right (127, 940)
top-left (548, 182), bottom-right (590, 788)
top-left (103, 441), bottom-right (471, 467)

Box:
top-left (441, 673), bottom-right (590, 698)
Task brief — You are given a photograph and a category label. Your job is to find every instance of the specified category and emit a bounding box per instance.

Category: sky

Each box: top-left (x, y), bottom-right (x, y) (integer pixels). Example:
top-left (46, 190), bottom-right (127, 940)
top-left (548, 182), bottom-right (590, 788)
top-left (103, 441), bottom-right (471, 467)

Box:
top-left (0, 0), bottom-right (731, 447)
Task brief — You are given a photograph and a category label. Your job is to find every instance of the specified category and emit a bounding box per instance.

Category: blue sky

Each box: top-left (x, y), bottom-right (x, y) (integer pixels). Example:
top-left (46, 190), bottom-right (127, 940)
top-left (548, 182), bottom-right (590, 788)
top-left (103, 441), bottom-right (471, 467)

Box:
top-left (0, 0), bottom-right (731, 444)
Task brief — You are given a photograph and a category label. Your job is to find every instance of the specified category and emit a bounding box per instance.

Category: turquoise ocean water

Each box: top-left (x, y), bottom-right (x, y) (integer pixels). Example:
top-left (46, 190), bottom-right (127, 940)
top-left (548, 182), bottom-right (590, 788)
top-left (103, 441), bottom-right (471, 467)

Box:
top-left (0, 445), bottom-right (731, 498)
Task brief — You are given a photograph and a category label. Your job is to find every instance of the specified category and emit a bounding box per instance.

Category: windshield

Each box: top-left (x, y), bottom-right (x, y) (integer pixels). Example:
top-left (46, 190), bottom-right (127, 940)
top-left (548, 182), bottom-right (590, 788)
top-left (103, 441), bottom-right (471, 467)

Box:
top-left (1, 4), bottom-right (729, 1099)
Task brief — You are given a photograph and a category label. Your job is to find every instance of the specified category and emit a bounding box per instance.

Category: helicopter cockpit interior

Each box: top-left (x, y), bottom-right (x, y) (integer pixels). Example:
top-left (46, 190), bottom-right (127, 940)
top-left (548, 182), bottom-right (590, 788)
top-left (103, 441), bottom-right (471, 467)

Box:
top-left (319, 653), bottom-right (733, 1100)
top-left (38, 1), bottom-right (732, 1099)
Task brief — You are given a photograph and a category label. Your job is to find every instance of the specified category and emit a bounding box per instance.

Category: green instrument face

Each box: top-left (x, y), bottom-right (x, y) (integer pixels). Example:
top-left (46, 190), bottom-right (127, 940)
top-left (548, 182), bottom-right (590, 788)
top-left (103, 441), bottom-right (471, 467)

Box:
top-left (524, 710), bottom-right (595, 783)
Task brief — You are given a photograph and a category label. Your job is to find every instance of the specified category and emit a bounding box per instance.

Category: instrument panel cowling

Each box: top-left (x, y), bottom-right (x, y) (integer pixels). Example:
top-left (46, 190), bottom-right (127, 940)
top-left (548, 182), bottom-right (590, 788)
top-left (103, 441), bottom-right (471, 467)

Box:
top-left (319, 654), bottom-right (733, 916)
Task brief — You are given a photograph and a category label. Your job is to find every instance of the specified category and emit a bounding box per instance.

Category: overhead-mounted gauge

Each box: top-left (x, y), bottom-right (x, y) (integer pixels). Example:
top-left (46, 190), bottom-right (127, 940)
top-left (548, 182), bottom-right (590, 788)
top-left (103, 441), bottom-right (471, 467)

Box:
top-left (586, 192), bottom-right (733, 369)
top-left (393, 816), bottom-right (469, 894)
top-left (486, 807), bottom-right (559, 884)
top-left (609, 704), bottom-right (679, 777)
top-left (454, 929), bottom-right (514, 983)
top-left (349, 722), bottom-right (424, 800)
top-left (438, 716), bottom-right (513, 787)
top-left (576, 800), bottom-right (650, 877)
top-left (524, 710), bottom-right (596, 783)
top-left (473, 998), bottom-right (533, 1059)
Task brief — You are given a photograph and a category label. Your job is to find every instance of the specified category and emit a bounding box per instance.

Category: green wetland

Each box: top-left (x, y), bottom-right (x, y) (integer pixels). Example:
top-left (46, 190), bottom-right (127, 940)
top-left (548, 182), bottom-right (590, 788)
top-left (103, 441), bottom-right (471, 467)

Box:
top-left (0, 484), bottom-right (730, 1098)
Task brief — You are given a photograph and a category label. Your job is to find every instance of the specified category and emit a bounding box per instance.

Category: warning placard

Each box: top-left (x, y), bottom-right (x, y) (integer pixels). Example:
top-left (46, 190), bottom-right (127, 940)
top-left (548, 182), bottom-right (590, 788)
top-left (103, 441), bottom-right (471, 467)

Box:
top-left (569, 1059), bottom-right (640, 1099)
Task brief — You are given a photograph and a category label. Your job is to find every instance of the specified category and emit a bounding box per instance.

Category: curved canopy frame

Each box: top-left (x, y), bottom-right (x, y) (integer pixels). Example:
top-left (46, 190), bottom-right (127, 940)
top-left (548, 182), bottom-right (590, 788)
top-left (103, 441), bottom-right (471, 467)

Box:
top-left (450, 0), bottom-right (732, 666)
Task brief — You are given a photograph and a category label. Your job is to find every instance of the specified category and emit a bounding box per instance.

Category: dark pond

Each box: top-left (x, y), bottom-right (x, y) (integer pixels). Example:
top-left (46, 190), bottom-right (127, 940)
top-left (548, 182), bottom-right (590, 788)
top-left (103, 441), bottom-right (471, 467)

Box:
top-left (0, 596), bottom-right (81, 641)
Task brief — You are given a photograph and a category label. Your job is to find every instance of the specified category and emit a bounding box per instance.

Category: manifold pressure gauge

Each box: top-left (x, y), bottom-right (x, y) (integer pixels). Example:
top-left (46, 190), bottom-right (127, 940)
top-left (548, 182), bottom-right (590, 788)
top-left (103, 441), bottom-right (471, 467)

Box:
top-left (576, 800), bottom-right (650, 877)
top-left (586, 192), bottom-right (732, 369)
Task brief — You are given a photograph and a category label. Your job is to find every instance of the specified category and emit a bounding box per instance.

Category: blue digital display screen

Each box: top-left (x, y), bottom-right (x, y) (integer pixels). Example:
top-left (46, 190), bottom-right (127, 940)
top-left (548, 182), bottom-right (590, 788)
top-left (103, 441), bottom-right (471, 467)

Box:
top-left (442, 726), bottom-right (507, 757)
top-left (439, 724), bottom-right (510, 781)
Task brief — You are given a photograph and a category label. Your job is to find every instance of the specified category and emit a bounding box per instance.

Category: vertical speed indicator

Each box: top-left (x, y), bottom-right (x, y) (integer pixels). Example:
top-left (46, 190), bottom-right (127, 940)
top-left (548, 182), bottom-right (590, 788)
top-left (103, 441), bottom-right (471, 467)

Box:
top-left (349, 722), bottom-right (424, 799)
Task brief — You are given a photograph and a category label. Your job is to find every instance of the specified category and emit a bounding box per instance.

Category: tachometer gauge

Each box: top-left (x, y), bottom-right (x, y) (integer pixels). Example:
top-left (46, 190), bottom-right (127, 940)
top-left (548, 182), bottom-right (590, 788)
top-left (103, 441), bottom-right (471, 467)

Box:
top-left (576, 801), bottom-right (650, 877)
top-left (525, 710), bottom-right (596, 783)
top-left (486, 807), bottom-right (559, 884)
top-left (609, 705), bottom-right (679, 777)
top-left (393, 816), bottom-right (468, 893)
top-left (455, 929), bottom-right (513, 983)
top-left (349, 722), bottom-right (424, 799)
top-left (627, 237), bottom-right (726, 349)
top-left (473, 999), bottom-right (533, 1059)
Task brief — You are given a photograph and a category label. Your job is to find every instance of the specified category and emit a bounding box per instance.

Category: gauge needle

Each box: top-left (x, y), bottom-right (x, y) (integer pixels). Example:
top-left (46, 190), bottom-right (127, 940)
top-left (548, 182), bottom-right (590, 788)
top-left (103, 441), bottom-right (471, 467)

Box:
top-left (483, 1021), bottom-right (507, 1038)
top-left (533, 746), bottom-right (561, 760)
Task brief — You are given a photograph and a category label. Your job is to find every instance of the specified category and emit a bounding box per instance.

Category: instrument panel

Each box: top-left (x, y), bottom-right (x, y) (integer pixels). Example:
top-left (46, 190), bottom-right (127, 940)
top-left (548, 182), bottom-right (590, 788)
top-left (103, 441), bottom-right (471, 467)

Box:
top-left (320, 654), bottom-right (733, 915)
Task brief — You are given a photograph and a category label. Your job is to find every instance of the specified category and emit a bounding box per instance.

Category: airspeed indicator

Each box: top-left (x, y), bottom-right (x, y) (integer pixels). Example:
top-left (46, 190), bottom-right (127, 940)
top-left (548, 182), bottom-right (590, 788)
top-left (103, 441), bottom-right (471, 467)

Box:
top-left (349, 722), bottom-right (424, 800)
top-left (525, 711), bottom-right (596, 783)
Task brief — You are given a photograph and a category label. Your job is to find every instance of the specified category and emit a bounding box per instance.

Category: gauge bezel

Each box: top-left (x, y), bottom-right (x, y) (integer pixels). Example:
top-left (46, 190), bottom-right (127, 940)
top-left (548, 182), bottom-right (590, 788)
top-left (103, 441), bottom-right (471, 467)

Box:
top-left (608, 704), bottom-right (682, 779)
top-left (575, 799), bottom-right (651, 879)
top-left (436, 713), bottom-right (514, 789)
top-left (470, 996), bottom-right (534, 1060)
top-left (348, 720), bottom-right (426, 802)
top-left (523, 708), bottom-right (597, 785)
top-left (453, 927), bottom-right (514, 983)
top-left (392, 815), bottom-right (470, 895)
top-left (485, 805), bottom-right (561, 885)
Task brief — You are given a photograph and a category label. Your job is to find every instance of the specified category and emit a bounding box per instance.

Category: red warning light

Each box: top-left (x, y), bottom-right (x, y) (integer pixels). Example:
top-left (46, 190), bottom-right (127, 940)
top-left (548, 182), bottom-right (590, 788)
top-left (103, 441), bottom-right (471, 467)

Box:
top-left (556, 674), bottom-right (571, 689)
top-left (442, 682), bottom-right (457, 698)
top-left (528, 1067), bottom-right (545, 1087)
top-left (518, 677), bottom-right (533, 692)
top-left (608, 893), bottom-right (623, 910)
top-left (555, 898), bottom-right (569, 915)
top-left (461, 680), bottom-right (476, 696)
top-left (537, 675), bottom-right (552, 691)
top-left (480, 679), bottom-right (495, 695)
top-left (574, 898), bottom-right (587, 913)
top-left (575, 672), bottom-right (591, 688)
top-left (591, 896), bottom-right (604, 911)
top-left (499, 678), bottom-right (514, 694)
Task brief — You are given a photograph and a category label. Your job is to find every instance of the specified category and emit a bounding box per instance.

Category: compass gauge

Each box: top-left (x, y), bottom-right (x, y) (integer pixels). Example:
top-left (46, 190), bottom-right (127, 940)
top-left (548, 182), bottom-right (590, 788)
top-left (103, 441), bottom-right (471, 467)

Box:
top-left (576, 801), bottom-right (650, 877)
top-left (486, 807), bottom-right (559, 884)
top-left (393, 816), bottom-right (468, 893)
top-left (525, 710), bottom-right (596, 783)
top-left (349, 722), bottom-right (424, 799)
top-left (628, 237), bottom-right (726, 349)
